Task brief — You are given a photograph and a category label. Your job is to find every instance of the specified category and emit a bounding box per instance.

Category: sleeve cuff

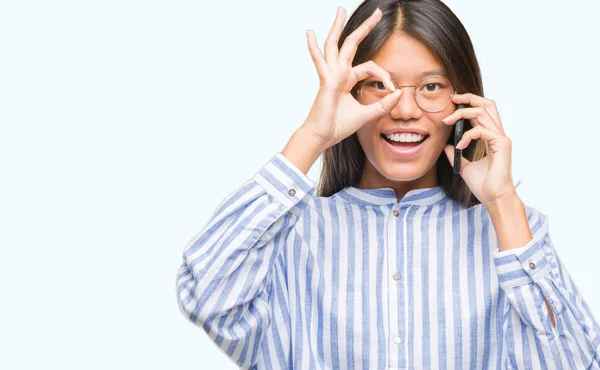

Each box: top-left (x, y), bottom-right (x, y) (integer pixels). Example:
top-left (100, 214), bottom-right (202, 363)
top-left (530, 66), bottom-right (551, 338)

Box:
top-left (252, 152), bottom-right (317, 217)
top-left (493, 210), bottom-right (552, 289)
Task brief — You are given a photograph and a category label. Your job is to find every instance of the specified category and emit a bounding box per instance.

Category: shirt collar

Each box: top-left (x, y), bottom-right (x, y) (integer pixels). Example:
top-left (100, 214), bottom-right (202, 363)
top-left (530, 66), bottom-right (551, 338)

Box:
top-left (336, 185), bottom-right (451, 207)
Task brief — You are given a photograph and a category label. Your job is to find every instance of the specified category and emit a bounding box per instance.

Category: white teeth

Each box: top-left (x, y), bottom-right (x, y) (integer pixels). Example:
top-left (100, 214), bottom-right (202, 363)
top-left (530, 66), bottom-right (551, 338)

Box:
top-left (384, 133), bottom-right (426, 142)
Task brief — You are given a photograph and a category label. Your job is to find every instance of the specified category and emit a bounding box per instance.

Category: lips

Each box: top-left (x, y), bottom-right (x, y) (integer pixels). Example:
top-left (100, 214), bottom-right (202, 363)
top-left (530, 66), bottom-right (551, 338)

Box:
top-left (380, 134), bottom-right (429, 157)
top-left (381, 129), bottom-right (429, 136)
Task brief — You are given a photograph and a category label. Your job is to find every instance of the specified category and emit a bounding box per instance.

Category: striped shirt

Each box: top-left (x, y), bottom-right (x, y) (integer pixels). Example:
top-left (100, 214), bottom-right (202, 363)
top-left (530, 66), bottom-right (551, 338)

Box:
top-left (176, 152), bottom-right (600, 369)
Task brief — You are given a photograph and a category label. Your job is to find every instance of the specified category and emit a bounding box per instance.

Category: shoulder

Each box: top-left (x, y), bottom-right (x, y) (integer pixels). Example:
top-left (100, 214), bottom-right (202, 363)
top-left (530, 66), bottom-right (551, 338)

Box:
top-left (294, 190), bottom-right (350, 222)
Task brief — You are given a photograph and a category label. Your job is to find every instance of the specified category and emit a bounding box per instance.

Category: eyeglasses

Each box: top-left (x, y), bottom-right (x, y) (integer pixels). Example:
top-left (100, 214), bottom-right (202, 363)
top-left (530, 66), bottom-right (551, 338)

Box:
top-left (356, 74), bottom-right (456, 113)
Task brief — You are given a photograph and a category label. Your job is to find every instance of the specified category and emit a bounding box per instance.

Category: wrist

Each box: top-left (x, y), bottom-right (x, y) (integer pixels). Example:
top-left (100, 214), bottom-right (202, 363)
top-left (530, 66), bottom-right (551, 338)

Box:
top-left (485, 193), bottom-right (534, 252)
top-left (296, 126), bottom-right (331, 152)
top-left (281, 128), bottom-right (327, 175)
top-left (482, 188), bottom-right (519, 210)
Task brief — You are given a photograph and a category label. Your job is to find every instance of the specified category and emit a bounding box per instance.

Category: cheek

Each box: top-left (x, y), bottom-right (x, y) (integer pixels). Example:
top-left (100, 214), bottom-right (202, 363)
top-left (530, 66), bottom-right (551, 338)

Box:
top-left (429, 125), bottom-right (453, 149)
top-left (440, 122), bottom-right (454, 142)
top-left (356, 124), bottom-right (379, 149)
top-left (429, 109), bottom-right (456, 143)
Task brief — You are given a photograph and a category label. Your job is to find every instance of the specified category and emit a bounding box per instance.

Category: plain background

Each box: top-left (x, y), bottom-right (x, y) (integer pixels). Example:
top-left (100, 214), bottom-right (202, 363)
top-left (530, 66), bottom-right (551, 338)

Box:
top-left (1, 0), bottom-right (598, 368)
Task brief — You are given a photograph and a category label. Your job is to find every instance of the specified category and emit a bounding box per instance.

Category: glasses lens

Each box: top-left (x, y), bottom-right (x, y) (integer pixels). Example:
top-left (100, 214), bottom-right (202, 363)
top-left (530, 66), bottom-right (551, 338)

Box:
top-left (415, 76), bottom-right (453, 112)
top-left (358, 78), bottom-right (390, 101)
top-left (358, 75), bottom-right (454, 113)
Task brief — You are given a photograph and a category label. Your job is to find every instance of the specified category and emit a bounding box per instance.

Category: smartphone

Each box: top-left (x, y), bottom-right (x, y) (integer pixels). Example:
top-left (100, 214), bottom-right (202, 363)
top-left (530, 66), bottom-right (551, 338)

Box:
top-left (453, 104), bottom-right (467, 174)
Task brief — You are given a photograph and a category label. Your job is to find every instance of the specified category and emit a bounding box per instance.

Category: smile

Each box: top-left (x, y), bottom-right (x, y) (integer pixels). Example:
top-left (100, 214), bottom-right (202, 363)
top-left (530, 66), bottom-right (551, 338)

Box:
top-left (380, 134), bottom-right (429, 157)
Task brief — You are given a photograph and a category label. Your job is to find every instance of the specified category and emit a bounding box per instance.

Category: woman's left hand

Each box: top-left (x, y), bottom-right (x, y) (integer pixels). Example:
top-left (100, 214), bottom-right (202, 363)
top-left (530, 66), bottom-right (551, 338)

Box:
top-left (442, 93), bottom-right (518, 206)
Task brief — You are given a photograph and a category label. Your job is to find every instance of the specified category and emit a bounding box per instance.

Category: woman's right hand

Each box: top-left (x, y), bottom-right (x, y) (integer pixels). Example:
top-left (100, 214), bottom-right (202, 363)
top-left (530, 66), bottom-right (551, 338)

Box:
top-left (302, 7), bottom-right (402, 150)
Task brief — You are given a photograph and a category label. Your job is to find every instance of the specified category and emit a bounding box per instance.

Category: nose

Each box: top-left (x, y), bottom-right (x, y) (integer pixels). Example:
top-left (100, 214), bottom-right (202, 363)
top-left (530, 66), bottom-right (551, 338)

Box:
top-left (389, 86), bottom-right (422, 120)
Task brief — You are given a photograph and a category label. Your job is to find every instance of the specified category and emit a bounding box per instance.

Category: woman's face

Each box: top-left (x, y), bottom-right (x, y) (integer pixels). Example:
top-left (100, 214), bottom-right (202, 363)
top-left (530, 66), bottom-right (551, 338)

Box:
top-left (355, 32), bottom-right (456, 190)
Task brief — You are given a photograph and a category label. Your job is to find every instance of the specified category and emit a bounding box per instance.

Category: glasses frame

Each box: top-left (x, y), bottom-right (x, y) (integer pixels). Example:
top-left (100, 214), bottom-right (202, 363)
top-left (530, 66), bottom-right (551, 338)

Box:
top-left (357, 74), bottom-right (457, 113)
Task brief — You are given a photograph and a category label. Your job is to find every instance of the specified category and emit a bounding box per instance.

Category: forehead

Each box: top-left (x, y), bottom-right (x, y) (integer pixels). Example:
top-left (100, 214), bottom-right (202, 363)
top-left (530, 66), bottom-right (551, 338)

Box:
top-left (371, 33), bottom-right (447, 79)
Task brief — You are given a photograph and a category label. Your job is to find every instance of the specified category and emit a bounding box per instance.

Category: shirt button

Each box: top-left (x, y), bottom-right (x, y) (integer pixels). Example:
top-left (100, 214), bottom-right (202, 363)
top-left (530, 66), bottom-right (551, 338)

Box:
top-left (392, 210), bottom-right (399, 217)
top-left (288, 188), bottom-right (296, 196)
top-left (529, 262), bottom-right (536, 269)
top-left (392, 272), bottom-right (400, 281)
top-left (393, 336), bottom-right (402, 344)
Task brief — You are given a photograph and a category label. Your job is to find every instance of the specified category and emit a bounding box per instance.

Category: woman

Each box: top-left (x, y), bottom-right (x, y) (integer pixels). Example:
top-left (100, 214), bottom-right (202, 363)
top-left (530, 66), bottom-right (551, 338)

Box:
top-left (176, 0), bottom-right (600, 368)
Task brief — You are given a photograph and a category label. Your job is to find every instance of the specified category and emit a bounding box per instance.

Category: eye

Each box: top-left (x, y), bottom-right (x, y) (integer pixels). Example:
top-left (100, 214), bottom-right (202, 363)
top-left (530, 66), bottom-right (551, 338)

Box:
top-left (418, 77), bottom-right (450, 94)
top-left (422, 83), bottom-right (442, 92)
top-left (365, 80), bottom-right (386, 91)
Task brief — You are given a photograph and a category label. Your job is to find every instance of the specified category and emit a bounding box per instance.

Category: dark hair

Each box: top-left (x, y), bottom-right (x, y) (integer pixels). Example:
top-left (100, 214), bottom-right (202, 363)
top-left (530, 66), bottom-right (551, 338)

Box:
top-left (316, 0), bottom-right (486, 209)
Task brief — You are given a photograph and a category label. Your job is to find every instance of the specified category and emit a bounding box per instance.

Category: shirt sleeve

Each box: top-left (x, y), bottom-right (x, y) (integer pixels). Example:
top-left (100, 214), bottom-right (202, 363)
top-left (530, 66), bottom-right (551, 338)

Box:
top-left (175, 152), bottom-right (316, 369)
top-left (492, 205), bottom-right (600, 369)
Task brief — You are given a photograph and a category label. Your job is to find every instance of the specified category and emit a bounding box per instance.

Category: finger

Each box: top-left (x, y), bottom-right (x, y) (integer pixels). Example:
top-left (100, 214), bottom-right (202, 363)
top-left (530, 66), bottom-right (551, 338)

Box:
top-left (352, 61), bottom-right (396, 92)
top-left (306, 29), bottom-right (329, 80)
top-left (338, 8), bottom-right (382, 64)
top-left (443, 144), bottom-right (470, 173)
top-left (456, 125), bottom-right (511, 155)
top-left (324, 7), bottom-right (346, 65)
top-left (442, 106), bottom-right (501, 134)
top-left (451, 93), bottom-right (504, 134)
top-left (361, 89), bottom-right (402, 121)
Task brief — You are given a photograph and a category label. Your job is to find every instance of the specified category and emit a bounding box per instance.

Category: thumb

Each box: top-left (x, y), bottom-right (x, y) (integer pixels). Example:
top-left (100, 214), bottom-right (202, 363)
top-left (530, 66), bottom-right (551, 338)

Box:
top-left (444, 143), bottom-right (468, 173)
top-left (362, 89), bottom-right (402, 121)
top-left (444, 144), bottom-right (455, 168)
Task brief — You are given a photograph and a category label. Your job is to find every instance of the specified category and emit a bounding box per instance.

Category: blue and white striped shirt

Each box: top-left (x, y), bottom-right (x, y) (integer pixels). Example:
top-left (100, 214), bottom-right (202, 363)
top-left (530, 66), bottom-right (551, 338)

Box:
top-left (176, 152), bottom-right (600, 369)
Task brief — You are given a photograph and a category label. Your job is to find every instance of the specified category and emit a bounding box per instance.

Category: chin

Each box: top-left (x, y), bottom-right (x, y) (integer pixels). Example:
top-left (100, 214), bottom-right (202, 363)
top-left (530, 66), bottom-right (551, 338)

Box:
top-left (375, 161), bottom-right (431, 182)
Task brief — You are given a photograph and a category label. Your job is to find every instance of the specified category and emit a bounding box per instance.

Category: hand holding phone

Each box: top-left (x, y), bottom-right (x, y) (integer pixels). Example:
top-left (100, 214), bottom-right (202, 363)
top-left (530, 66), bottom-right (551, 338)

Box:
top-left (453, 104), bottom-right (467, 174)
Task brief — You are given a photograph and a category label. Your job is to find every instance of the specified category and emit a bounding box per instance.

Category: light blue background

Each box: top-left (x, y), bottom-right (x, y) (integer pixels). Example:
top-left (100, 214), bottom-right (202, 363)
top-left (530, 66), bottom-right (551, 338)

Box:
top-left (1, 0), bottom-right (598, 368)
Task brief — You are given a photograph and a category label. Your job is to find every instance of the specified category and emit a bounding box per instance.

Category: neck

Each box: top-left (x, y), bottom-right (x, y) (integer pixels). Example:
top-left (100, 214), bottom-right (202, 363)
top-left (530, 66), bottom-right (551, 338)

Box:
top-left (357, 161), bottom-right (439, 203)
